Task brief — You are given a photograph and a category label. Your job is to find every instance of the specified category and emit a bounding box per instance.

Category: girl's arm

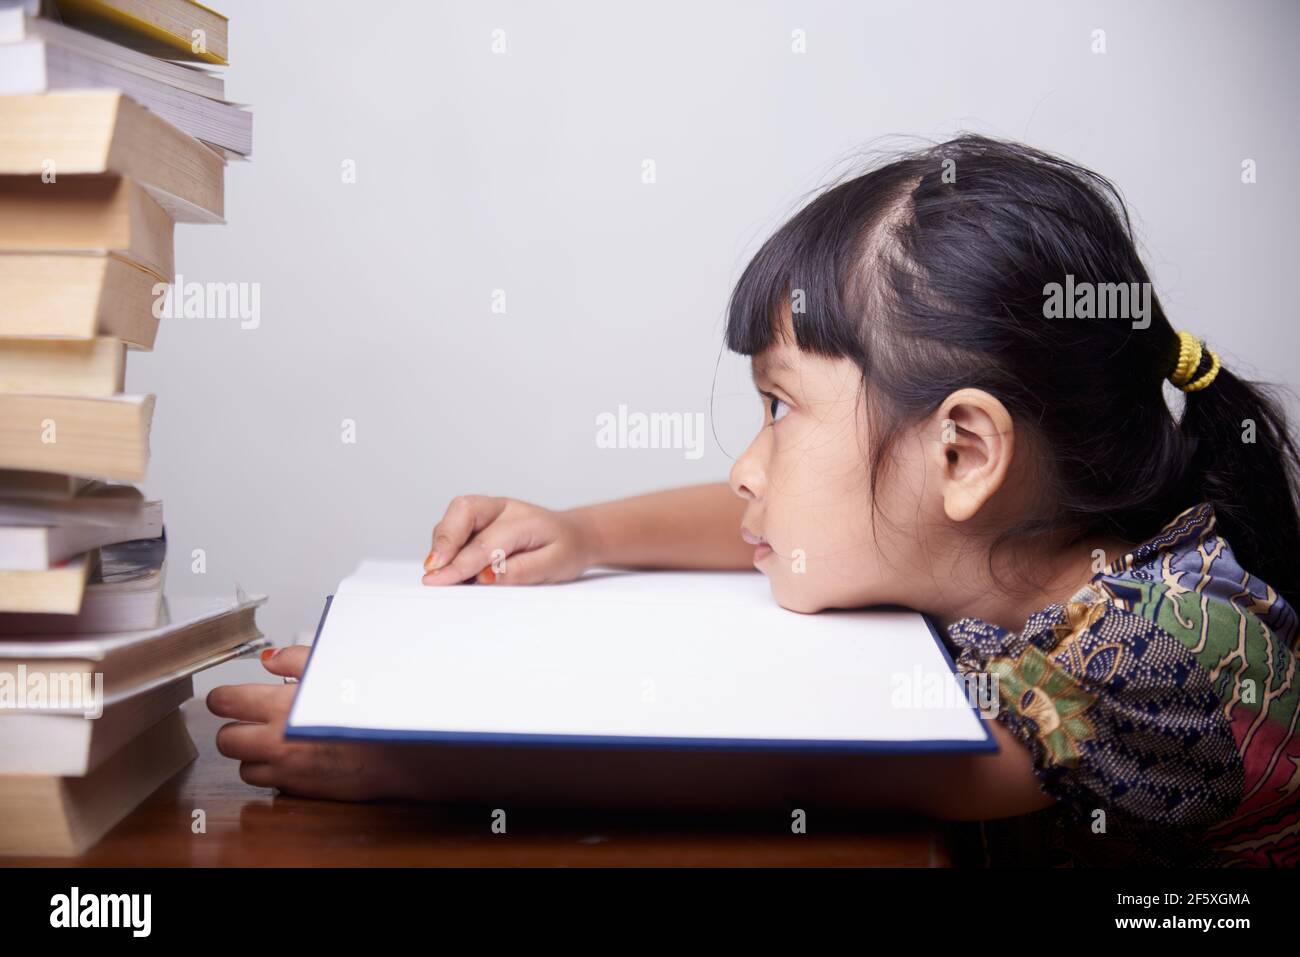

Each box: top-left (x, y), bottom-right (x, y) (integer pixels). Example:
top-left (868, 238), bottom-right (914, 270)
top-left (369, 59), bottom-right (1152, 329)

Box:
top-left (220, 671), bottom-right (1054, 819)
top-left (890, 721), bottom-right (1056, 820)
top-left (371, 718), bottom-right (1055, 819)
top-left (568, 482), bottom-right (754, 571)
top-left (423, 483), bottom-right (753, 584)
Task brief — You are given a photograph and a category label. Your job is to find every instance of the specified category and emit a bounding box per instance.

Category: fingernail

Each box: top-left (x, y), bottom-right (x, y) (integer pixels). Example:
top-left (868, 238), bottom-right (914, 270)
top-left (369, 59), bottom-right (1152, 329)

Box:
top-left (260, 648), bottom-right (276, 662)
top-left (477, 567), bottom-right (497, 584)
top-left (424, 549), bottom-right (443, 571)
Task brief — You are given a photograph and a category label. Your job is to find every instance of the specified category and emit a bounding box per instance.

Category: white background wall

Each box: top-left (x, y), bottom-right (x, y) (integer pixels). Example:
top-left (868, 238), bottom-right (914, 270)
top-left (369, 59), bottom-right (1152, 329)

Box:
top-left (126, 0), bottom-right (1300, 694)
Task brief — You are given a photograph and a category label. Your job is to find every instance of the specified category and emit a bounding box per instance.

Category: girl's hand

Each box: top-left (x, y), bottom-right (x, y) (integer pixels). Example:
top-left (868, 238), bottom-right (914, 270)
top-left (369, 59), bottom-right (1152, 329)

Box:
top-left (422, 495), bottom-right (599, 586)
top-left (208, 645), bottom-right (402, 802)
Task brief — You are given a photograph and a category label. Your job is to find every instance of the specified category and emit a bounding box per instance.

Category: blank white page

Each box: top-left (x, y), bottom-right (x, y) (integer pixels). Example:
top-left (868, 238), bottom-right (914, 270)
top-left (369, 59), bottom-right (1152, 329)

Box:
top-left (285, 561), bottom-right (994, 753)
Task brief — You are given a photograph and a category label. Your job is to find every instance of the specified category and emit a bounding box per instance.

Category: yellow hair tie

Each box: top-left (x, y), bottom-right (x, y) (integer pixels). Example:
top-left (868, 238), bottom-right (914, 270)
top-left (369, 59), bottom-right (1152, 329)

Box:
top-left (1168, 330), bottom-right (1221, 392)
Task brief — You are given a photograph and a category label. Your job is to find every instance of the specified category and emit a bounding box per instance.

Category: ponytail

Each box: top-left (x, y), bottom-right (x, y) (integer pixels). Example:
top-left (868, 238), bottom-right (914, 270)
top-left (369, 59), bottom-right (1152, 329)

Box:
top-left (1178, 362), bottom-right (1300, 613)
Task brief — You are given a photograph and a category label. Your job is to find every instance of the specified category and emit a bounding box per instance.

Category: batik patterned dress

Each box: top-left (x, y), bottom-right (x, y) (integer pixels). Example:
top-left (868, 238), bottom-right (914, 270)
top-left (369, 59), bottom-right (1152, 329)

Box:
top-left (945, 501), bottom-right (1300, 867)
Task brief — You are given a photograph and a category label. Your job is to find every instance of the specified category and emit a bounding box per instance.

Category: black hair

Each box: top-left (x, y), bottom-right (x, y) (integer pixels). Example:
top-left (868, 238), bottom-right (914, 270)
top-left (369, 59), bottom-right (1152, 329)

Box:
top-left (725, 134), bottom-right (1300, 611)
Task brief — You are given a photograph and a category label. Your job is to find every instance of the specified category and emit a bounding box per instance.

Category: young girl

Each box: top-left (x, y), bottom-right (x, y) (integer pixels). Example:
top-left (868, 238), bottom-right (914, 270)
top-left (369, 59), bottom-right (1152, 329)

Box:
top-left (210, 136), bottom-right (1300, 867)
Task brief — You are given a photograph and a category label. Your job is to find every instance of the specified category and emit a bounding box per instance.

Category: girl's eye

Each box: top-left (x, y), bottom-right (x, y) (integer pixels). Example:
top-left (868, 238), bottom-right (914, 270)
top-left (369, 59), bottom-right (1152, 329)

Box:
top-left (767, 393), bottom-right (790, 423)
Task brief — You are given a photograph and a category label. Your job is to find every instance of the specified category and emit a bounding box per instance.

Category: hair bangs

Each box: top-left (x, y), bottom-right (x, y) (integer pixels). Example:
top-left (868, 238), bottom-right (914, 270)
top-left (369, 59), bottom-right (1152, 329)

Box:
top-left (723, 190), bottom-right (872, 363)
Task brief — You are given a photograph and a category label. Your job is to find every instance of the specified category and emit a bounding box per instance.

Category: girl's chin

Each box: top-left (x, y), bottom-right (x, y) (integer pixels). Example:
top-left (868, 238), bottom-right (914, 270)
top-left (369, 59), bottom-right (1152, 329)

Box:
top-left (764, 578), bottom-right (825, 615)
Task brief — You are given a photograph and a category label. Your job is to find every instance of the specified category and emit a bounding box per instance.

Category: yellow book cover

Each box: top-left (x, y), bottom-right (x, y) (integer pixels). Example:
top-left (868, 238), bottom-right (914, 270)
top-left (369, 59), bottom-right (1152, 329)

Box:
top-left (53, 0), bottom-right (229, 66)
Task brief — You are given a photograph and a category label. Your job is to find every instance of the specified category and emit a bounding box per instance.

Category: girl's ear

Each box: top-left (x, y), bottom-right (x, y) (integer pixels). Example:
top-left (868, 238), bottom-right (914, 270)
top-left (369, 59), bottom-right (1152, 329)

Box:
top-left (932, 388), bottom-right (1015, 523)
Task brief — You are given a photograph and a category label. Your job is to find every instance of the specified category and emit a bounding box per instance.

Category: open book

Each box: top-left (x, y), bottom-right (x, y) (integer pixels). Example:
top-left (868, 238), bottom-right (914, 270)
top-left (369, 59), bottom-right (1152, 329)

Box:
top-left (287, 561), bottom-right (995, 756)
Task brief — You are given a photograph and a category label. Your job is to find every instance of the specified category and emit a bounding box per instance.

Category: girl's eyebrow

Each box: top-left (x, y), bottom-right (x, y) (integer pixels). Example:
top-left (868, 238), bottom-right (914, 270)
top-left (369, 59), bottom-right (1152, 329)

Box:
top-left (752, 354), bottom-right (793, 384)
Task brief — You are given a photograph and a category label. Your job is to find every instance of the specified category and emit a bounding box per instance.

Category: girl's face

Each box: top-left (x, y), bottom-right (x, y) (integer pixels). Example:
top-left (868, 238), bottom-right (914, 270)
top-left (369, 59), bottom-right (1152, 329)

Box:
top-left (728, 332), bottom-right (932, 614)
top-left (727, 315), bottom-right (1134, 630)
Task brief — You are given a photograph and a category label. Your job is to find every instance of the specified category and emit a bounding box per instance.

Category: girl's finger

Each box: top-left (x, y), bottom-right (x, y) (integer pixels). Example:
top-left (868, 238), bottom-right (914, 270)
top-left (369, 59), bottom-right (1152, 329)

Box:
top-left (421, 535), bottom-right (505, 585)
top-left (427, 496), bottom-right (508, 571)
top-left (259, 644), bottom-right (311, 678)
top-left (216, 720), bottom-right (282, 763)
top-left (422, 520), bottom-right (543, 586)
top-left (238, 761), bottom-right (278, 790)
top-left (481, 544), bottom-right (558, 585)
top-left (205, 682), bottom-right (284, 723)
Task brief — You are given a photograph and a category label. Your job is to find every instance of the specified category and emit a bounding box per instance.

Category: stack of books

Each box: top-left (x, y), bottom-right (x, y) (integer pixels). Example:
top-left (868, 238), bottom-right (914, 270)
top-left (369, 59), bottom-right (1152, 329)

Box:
top-left (0, 0), bottom-right (266, 856)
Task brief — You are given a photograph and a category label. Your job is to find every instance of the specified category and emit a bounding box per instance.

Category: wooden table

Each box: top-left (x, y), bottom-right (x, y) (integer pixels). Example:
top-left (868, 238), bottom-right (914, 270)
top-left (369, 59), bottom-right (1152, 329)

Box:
top-left (2, 701), bottom-right (963, 866)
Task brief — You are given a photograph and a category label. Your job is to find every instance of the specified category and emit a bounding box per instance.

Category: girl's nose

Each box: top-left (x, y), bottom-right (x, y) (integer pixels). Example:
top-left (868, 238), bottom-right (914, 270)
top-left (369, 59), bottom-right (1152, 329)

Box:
top-left (729, 429), bottom-right (770, 501)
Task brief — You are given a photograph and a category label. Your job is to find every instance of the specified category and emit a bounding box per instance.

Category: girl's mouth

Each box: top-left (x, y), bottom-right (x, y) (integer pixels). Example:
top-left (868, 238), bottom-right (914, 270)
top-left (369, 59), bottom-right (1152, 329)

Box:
top-left (741, 527), bottom-right (772, 561)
